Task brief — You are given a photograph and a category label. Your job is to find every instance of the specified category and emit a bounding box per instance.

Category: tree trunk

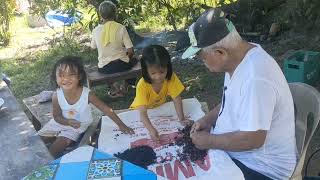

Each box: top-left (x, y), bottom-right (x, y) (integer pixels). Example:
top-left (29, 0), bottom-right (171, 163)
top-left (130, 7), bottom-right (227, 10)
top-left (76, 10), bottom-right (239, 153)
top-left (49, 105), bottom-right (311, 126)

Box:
top-left (4, 1), bottom-right (10, 32)
top-left (167, 7), bottom-right (177, 31)
top-left (157, 0), bottom-right (178, 31)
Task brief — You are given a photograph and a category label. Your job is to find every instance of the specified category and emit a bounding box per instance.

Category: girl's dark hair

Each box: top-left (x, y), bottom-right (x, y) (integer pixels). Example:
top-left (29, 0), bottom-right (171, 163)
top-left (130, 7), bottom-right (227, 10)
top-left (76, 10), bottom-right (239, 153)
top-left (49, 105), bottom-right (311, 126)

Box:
top-left (141, 45), bottom-right (173, 84)
top-left (51, 56), bottom-right (87, 88)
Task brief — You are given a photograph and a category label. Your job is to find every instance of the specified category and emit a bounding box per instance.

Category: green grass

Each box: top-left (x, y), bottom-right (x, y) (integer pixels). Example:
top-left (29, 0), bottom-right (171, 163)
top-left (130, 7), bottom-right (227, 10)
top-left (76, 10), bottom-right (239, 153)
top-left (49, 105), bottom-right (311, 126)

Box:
top-left (1, 35), bottom-right (224, 110)
top-left (0, 15), bottom-right (61, 59)
top-left (0, 8), bottom-right (226, 109)
top-left (0, 37), bottom-right (145, 109)
top-left (1, 39), bottom-right (97, 102)
top-left (0, 11), bottom-right (225, 108)
top-left (8, 15), bottom-right (57, 46)
top-left (174, 62), bottom-right (224, 109)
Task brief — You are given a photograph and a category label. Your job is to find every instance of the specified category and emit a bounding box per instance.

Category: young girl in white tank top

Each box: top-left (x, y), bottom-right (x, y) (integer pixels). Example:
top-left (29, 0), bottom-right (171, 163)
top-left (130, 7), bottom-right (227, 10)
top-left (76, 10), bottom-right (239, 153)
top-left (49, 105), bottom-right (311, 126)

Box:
top-left (38, 56), bottom-right (134, 158)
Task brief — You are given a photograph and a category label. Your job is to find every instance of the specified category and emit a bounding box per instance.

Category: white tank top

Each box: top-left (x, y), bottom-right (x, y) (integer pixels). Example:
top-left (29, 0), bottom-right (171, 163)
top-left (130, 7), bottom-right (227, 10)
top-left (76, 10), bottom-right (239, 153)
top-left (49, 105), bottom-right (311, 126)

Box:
top-left (57, 87), bottom-right (93, 132)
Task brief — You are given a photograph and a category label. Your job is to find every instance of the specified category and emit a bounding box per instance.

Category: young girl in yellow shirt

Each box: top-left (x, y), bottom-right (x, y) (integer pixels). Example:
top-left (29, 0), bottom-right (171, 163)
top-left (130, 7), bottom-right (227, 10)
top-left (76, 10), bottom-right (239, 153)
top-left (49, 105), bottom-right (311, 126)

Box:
top-left (130, 45), bottom-right (192, 142)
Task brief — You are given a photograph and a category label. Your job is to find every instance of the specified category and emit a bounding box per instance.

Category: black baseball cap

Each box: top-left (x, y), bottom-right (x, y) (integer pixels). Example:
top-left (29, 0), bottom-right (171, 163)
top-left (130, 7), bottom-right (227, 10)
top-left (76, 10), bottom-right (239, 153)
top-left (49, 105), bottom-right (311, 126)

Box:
top-left (182, 8), bottom-right (236, 59)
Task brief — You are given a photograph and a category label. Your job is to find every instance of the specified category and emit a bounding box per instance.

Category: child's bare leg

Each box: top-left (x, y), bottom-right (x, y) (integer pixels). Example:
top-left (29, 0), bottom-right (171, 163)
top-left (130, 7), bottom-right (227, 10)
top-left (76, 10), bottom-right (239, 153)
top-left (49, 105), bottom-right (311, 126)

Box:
top-left (49, 136), bottom-right (73, 158)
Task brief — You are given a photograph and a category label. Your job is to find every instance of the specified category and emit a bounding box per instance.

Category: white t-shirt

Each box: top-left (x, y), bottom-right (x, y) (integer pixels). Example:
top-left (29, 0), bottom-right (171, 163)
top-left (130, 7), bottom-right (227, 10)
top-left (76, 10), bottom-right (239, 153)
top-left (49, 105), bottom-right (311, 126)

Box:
top-left (91, 23), bottom-right (133, 68)
top-left (212, 44), bottom-right (297, 179)
top-left (57, 87), bottom-right (93, 132)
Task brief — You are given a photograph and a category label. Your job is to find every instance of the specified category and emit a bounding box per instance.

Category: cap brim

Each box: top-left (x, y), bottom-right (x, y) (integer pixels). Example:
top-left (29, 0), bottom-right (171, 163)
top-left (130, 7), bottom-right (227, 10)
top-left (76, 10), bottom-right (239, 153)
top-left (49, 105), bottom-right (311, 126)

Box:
top-left (182, 46), bottom-right (201, 59)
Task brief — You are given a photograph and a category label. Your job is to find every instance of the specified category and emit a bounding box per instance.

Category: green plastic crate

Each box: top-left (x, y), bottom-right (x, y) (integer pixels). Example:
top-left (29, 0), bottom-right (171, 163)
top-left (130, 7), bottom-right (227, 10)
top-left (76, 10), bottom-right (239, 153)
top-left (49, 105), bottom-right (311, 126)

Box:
top-left (283, 51), bottom-right (320, 85)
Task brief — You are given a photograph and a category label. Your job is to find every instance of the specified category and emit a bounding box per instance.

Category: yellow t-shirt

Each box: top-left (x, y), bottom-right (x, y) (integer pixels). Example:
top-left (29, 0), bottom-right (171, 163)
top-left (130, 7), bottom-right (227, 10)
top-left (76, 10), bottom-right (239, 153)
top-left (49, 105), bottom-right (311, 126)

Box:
top-left (130, 73), bottom-right (185, 109)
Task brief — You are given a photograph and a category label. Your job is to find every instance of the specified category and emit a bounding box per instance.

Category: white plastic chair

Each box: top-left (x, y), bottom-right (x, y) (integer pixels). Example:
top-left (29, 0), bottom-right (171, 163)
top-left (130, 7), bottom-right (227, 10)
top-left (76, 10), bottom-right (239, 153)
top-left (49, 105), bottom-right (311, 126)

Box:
top-left (289, 83), bottom-right (320, 180)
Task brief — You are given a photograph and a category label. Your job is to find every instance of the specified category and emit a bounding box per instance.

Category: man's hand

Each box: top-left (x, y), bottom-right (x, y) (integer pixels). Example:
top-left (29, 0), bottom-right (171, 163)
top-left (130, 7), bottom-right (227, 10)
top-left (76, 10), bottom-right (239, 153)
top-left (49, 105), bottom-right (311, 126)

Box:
top-left (149, 128), bottom-right (160, 143)
top-left (67, 119), bottom-right (81, 129)
top-left (190, 118), bottom-right (212, 134)
top-left (179, 117), bottom-right (194, 126)
top-left (190, 130), bottom-right (214, 150)
top-left (119, 125), bottom-right (135, 135)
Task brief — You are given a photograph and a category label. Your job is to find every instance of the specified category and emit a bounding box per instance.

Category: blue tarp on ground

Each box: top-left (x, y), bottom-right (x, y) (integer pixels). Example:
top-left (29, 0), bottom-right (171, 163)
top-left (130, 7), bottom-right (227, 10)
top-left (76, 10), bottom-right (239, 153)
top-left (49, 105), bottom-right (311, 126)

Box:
top-left (45, 10), bottom-right (82, 27)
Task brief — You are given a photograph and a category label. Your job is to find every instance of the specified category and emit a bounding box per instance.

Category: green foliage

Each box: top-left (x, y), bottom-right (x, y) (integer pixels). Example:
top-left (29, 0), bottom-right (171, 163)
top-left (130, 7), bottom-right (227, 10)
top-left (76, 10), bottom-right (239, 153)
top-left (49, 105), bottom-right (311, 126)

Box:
top-left (0, 0), bottom-right (16, 47)
top-left (30, 0), bottom-right (86, 16)
top-left (133, 0), bottom-right (209, 31)
top-left (289, 0), bottom-right (320, 30)
top-left (1, 38), bottom-right (97, 101)
top-left (31, 0), bottom-right (215, 32)
top-left (1, 36), bottom-right (223, 109)
top-left (30, 0), bottom-right (85, 34)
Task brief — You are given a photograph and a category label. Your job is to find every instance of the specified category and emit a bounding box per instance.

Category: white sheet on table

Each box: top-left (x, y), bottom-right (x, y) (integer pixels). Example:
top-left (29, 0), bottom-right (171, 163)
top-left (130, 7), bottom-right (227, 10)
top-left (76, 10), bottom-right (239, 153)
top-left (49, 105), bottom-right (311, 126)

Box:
top-left (60, 146), bottom-right (94, 163)
top-left (98, 98), bottom-right (244, 180)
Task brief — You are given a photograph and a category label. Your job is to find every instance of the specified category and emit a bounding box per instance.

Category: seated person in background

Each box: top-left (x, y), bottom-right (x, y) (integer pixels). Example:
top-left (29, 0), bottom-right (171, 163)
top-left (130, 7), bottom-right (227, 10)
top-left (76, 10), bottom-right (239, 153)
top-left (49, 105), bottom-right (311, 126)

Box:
top-left (182, 8), bottom-right (297, 180)
top-left (90, 0), bottom-right (137, 98)
top-left (130, 45), bottom-right (192, 143)
top-left (38, 56), bottom-right (134, 158)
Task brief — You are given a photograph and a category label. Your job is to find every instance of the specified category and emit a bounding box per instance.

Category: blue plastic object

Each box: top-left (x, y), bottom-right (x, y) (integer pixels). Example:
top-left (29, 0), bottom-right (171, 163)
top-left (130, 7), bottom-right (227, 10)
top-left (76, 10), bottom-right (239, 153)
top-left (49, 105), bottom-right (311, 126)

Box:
top-left (45, 10), bottom-right (82, 27)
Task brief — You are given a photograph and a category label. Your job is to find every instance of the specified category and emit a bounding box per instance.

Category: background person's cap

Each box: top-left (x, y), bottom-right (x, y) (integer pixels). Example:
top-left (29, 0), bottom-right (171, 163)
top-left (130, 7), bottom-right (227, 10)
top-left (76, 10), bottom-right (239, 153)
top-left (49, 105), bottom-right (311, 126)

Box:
top-left (182, 8), bottom-right (236, 59)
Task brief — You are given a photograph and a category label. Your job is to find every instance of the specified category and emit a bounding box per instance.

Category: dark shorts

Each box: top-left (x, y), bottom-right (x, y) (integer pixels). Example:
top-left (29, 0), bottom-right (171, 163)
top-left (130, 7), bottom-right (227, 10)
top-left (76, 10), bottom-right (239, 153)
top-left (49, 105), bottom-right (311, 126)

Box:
top-left (98, 58), bottom-right (138, 74)
top-left (98, 58), bottom-right (138, 85)
top-left (232, 158), bottom-right (272, 180)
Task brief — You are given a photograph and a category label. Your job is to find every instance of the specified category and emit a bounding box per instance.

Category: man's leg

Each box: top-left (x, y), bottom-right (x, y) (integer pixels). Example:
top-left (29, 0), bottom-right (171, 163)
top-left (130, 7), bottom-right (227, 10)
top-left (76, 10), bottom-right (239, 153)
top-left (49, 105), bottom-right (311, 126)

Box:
top-left (98, 59), bottom-right (133, 74)
top-left (232, 158), bottom-right (272, 180)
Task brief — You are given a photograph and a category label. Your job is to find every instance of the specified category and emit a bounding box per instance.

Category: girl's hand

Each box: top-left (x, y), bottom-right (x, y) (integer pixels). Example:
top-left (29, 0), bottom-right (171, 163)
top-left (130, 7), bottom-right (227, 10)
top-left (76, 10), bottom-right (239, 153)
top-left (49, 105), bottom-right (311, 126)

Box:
top-left (179, 118), bottom-right (194, 126)
top-left (67, 119), bottom-right (81, 129)
top-left (119, 125), bottom-right (135, 135)
top-left (149, 128), bottom-right (160, 143)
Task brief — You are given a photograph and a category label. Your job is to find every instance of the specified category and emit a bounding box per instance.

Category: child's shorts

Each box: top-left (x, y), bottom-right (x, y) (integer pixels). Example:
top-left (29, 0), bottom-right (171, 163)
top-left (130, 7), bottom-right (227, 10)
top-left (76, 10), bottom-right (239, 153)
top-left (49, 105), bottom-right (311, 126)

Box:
top-left (37, 119), bottom-right (88, 141)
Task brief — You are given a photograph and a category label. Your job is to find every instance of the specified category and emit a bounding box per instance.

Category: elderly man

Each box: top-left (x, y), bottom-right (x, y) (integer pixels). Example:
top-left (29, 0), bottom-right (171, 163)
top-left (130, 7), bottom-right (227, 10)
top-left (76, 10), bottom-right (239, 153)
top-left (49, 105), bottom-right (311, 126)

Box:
top-left (90, 1), bottom-right (137, 97)
top-left (183, 9), bottom-right (297, 180)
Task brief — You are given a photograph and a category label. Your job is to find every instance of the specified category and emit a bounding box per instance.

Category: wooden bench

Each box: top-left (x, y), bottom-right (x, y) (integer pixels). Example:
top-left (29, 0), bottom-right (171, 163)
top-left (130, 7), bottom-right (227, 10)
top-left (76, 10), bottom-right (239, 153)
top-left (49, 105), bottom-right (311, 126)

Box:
top-left (87, 62), bottom-right (141, 88)
top-left (23, 95), bottom-right (104, 146)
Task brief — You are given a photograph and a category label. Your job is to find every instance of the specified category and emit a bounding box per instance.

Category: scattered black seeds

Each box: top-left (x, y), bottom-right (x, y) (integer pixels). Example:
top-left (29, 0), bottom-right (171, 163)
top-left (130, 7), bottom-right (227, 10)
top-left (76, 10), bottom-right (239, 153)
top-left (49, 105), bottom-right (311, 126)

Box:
top-left (175, 124), bottom-right (207, 162)
top-left (114, 145), bottom-right (156, 169)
